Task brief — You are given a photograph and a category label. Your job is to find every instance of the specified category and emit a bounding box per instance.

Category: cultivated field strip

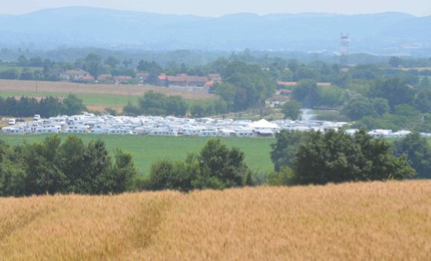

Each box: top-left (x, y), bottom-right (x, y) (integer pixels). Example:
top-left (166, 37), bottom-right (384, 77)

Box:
top-left (0, 79), bottom-right (215, 100)
top-left (1, 181), bottom-right (431, 260)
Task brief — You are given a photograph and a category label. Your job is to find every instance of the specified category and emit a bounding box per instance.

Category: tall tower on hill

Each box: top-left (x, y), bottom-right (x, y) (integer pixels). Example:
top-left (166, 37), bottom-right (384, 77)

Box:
top-left (340, 33), bottom-right (350, 67)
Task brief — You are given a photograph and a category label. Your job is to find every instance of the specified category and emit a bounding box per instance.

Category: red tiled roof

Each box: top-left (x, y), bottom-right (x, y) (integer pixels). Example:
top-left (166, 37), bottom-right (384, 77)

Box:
top-left (98, 74), bottom-right (113, 80)
top-left (82, 76), bottom-right (95, 81)
top-left (208, 73), bottom-right (222, 81)
top-left (205, 81), bottom-right (215, 87)
top-left (114, 76), bottom-right (132, 81)
top-left (64, 70), bottom-right (88, 75)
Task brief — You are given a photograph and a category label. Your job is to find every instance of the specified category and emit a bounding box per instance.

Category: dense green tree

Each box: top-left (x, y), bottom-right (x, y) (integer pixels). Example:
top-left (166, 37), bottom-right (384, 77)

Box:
top-left (393, 132), bottom-right (431, 178)
top-left (282, 100), bottom-right (302, 120)
top-left (419, 77), bottom-right (430, 89)
top-left (292, 79), bottom-right (318, 108)
top-left (414, 89), bottom-right (431, 113)
top-left (122, 58), bottom-right (133, 68)
top-left (394, 104), bottom-right (421, 119)
top-left (39, 96), bottom-right (62, 117)
top-left (343, 95), bottom-right (374, 120)
top-left (270, 130), bottom-right (310, 171)
top-left (139, 90), bottom-right (167, 115)
top-left (372, 98), bottom-right (390, 117)
top-left (100, 149), bottom-right (137, 193)
top-left (349, 64), bottom-right (383, 80)
top-left (85, 53), bottom-right (102, 79)
top-left (81, 140), bottom-right (112, 194)
top-left (28, 56), bottom-right (43, 67)
top-left (371, 77), bottom-right (415, 110)
top-left (137, 60), bottom-right (162, 73)
top-left (0, 141), bottom-right (26, 196)
top-left (61, 94), bottom-right (87, 115)
top-left (58, 135), bottom-right (86, 193)
top-left (292, 129), bottom-right (414, 185)
top-left (23, 137), bottom-right (66, 195)
top-left (316, 86), bottom-right (344, 108)
top-left (104, 55), bottom-right (120, 69)
top-left (198, 139), bottom-right (248, 188)
top-left (165, 95), bottom-right (188, 116)
top-left (212, 82), bottom-right (236, 110)
top-left (220, 61), bottom-right (276, 111)
top-left (148, 139), bottom-right (249, 191)
top-left (148, 160), bottom-right (193, 192)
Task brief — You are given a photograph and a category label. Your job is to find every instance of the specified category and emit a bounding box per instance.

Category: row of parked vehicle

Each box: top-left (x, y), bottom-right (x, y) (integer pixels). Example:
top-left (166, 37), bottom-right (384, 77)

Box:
top-left (3, 113), bottom-right (423, 138)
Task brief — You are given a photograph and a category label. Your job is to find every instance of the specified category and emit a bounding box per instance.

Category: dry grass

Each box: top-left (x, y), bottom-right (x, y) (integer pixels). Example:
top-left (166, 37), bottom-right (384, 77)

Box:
top-left (0, 79), bottom-right (215, 100)
top-left (1, 181), bottom-right (431, 260)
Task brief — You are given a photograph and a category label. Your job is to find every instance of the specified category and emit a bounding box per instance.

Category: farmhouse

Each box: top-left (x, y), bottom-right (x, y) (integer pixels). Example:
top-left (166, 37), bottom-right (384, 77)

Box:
top-left (166, 74), bottom-right (209, 87)
top-left (60, 70), bottom-right (91, 81)
top-left (114, 76), bottom-right (133, 84)
top-left (97, 74), bottom-right (113, 83)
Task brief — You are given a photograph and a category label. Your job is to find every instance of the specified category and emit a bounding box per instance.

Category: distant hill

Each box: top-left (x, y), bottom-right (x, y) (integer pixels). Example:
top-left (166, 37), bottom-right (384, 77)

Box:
top-left (0, 181), bottom-right (430, 260)
top-left (0, 7), bottom-right (430, 54)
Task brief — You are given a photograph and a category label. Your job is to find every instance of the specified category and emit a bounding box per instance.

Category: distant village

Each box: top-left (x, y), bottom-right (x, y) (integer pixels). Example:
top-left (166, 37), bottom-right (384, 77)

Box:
top-left (58, 69), bottom-right (331, 102)
top-left (59, 69), bottom-right (223, 91)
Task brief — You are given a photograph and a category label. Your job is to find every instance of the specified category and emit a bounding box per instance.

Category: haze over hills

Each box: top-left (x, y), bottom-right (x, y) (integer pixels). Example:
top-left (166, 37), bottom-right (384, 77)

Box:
top-left (0, 6), bottom-right (430, 55)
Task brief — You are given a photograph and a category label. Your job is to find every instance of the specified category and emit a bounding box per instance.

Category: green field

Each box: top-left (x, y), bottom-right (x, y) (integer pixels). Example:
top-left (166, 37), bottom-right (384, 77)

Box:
top-left (0, 134), bottom-right (275, 176)
top-left (0, 91), bottom-right (139, 109)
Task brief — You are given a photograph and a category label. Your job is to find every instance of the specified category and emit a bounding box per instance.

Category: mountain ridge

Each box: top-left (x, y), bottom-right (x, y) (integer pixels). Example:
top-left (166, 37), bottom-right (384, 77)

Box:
top-left (0, 7), bottom-right (429, 54)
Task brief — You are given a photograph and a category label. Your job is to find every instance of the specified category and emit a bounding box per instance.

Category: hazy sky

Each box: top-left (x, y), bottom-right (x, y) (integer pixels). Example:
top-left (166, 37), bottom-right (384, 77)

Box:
top-left (2, 0), bottom-right (431, 17)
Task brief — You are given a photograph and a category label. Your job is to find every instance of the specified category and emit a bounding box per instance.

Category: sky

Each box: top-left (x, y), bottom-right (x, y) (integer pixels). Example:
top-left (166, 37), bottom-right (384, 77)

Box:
top-left (1, 0), bottom-right (431, 17)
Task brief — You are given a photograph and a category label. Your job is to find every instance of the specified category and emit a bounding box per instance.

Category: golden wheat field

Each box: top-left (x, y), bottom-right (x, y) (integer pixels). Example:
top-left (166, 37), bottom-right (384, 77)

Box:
top-left (1, 181), bottom-right (431, 260)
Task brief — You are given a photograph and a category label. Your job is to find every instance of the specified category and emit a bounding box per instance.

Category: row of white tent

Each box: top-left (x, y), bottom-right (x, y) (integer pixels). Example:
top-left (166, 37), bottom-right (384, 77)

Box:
top-left (2, 113), bottom-right (428, 138)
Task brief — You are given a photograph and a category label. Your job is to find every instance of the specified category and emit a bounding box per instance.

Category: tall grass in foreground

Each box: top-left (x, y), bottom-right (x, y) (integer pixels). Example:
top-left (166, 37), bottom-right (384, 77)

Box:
top-left (1, 181), bottom-right (431, 260)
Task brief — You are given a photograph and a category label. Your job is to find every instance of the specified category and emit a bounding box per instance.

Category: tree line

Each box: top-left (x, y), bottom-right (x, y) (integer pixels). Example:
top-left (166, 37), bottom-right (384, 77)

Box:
top-left (1, 131), bottom-right (429, 197)
top-left (0, 135), bottom-right (136, 197)
top-left (143, 130), bottom-right (429, 191)
top-left (123, 90), bottom-right (229, 118)
top-left (268, 129), bottom-right (431, 186)
top-left (0, 94), bottom-right (87, 118)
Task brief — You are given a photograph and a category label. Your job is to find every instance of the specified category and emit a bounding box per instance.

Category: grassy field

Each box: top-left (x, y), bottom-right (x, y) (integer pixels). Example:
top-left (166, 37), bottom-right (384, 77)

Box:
top-left (0, 134), bottom-right (275, 176)
top-left (0, 180), bottom-right (430, 260)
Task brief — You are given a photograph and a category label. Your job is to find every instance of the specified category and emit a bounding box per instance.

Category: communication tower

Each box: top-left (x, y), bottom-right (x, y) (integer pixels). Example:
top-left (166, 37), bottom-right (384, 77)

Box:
top-left (340, 33), bottom-right (350, 66)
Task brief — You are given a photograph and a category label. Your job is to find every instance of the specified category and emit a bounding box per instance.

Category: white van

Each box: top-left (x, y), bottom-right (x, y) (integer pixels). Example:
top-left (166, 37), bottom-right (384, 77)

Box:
top-left (8, 119), bottom-right (16, 125)
top-left (33, 114), bottom-right (41, 121)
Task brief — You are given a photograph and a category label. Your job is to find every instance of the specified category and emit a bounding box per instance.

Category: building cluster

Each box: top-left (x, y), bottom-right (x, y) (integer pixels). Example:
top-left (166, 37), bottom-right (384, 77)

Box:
top-left (59, 70), bottom-right (222, 89)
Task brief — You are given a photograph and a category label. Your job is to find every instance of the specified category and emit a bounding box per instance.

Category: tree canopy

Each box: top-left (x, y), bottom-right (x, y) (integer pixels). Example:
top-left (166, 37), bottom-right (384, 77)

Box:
top-left (271, 129), bottom-right (414, 185)
top-left (215, 61), bottom-right (276, 111)
top-left (148, 139), bottom-right (250, 191)
top-left (0, 135), bottom-right (137, 197)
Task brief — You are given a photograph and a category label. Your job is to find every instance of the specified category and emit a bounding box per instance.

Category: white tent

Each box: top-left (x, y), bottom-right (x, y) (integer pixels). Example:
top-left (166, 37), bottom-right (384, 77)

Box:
top-left (249, 119), bottom-right (280, 130)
